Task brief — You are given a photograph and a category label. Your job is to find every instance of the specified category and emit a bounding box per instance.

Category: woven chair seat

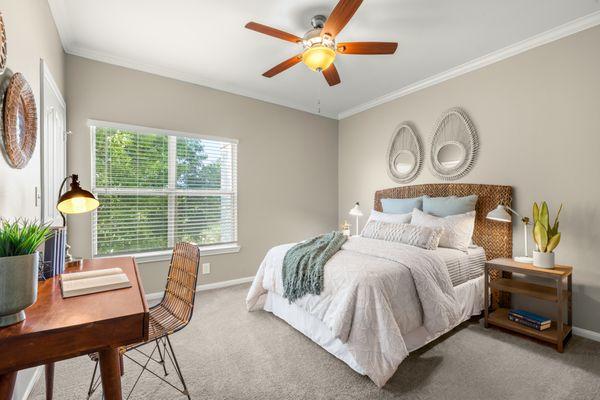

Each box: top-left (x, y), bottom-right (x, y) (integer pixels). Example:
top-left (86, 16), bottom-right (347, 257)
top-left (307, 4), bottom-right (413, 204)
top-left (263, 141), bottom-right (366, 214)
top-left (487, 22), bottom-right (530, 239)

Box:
top-left (147, 303), bottom-right (190, 340)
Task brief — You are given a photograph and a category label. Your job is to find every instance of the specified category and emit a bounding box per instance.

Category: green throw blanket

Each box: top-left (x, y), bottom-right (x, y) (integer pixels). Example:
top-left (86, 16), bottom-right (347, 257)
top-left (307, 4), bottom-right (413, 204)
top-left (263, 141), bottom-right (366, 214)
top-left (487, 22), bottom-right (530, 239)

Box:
top-left (282, 231), bottom-right (347, 303)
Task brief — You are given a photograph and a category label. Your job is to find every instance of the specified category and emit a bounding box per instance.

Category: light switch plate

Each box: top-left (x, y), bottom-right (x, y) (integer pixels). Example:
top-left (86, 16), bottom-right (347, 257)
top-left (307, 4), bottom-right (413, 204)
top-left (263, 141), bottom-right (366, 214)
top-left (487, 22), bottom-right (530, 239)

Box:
top-left (202, 263), bottom-right (210, 274)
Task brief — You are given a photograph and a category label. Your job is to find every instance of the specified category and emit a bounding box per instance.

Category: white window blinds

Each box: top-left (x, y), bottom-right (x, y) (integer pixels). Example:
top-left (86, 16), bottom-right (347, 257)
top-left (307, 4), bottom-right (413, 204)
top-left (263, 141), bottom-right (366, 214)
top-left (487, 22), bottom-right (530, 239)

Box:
top-left (91, 124), bottom-right (237, 256)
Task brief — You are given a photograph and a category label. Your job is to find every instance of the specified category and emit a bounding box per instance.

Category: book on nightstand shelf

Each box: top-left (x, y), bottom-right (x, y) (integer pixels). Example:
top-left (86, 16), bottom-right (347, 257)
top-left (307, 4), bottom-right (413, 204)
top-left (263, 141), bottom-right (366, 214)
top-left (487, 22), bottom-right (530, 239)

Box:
top-left (60, 267), bottom-right (132, 298)
top-left (508, 309), bottom-right (551, 331)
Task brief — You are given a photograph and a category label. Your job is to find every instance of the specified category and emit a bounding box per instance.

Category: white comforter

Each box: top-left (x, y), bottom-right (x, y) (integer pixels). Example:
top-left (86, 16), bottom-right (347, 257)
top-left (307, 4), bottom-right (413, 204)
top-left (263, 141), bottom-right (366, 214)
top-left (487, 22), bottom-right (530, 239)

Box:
top-left (246, 236), bottom-right (461, 387)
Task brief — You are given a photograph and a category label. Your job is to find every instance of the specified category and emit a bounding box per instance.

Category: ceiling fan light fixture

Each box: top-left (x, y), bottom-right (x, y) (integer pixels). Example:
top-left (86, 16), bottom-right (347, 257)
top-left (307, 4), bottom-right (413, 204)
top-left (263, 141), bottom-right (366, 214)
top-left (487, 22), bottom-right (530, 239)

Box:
top-left (302, 45), bottom-right (336, 72)
top-left (245, 0), bottom-right (398, 85)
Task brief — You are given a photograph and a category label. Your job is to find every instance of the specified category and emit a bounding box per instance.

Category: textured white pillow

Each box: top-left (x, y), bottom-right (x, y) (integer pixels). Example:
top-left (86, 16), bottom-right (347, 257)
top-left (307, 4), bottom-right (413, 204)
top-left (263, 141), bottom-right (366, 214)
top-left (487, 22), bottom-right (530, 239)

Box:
top-left (361, 220), bottom-right (443, 250)
top-left (361, 210), bottom-right (412, 236)
top-left (410, 208), bottom-right (475, 252)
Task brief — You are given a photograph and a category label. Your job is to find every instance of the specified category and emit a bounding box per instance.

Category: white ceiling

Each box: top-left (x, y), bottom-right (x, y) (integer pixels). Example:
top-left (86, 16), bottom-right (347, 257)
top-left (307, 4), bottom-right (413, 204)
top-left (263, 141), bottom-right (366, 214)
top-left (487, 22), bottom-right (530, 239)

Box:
top-left (48, 0), bottom-right (600, 119)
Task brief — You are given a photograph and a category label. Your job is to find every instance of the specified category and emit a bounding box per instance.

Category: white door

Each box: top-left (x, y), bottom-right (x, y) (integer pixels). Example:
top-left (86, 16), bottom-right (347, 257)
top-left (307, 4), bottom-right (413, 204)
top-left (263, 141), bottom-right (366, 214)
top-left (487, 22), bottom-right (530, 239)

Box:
top-left (40, 60), bottom-right (67, 226)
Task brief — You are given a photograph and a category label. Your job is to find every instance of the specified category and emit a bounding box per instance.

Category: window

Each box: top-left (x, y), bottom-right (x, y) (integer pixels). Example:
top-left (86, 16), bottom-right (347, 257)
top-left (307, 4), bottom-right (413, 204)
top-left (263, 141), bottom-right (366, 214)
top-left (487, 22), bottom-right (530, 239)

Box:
top-left (91, 122), bottom-right (238, 257)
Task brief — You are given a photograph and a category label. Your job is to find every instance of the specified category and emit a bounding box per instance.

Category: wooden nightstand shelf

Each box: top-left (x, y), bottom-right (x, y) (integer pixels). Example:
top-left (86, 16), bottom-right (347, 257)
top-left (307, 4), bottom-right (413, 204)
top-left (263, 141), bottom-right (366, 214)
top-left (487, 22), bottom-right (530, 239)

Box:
top-left (484, 258), bottom-right (572, 352)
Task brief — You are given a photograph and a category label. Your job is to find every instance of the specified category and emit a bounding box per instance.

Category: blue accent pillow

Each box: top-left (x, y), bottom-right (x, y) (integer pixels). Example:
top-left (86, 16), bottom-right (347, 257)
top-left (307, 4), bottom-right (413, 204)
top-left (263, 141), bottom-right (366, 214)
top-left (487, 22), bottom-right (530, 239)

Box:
top-left (381, 196), bottom-right (423, 214)
top-left (422, 195), bottom-right (478, 217)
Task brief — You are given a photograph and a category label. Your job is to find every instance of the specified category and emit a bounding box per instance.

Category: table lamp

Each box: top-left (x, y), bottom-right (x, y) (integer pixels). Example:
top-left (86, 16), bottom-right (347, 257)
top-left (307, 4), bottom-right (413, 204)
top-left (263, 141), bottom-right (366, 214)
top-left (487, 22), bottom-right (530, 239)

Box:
top-left (57, 174), bottom-right (100, 263)
top-left (349, 202), bottom-right (363, 236)
top-left (486, 204), bottom-right (532, 263)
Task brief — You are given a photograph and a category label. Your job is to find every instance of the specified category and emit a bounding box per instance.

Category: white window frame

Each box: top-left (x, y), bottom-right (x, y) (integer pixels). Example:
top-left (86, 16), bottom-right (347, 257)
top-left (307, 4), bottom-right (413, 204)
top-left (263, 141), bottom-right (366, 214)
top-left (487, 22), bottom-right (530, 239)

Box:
top-left (89, 119), bottom-right (240, 261)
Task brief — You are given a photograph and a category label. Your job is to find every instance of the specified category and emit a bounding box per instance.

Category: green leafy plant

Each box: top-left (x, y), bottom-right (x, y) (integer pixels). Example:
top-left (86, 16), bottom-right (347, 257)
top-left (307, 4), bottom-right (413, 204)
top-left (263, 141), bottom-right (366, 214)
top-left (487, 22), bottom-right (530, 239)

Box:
top-left (532, 202), bottom-right (562, 253)
top-left (0, 219), bottom-right (52, 258)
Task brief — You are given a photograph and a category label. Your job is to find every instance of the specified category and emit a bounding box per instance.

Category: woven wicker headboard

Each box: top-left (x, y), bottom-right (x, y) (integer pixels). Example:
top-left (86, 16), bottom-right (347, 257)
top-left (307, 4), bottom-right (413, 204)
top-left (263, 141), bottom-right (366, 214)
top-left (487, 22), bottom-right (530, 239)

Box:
top-left (374, 183), bottom-right (513, 260)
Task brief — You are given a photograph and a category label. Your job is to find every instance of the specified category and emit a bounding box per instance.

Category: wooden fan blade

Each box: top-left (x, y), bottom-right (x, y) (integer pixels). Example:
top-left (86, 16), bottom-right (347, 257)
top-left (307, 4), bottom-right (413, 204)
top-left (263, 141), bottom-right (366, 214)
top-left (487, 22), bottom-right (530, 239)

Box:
top-left (263, 54), bottom-right (303, 78)
top-left (322, 0), bottom-right (363, 38)
top-left (323, 64), bottom-right (341, 86)
top-left (337, 42), bottom-right (398, 55)
top-left (245, 22), bottom-right (302, 43)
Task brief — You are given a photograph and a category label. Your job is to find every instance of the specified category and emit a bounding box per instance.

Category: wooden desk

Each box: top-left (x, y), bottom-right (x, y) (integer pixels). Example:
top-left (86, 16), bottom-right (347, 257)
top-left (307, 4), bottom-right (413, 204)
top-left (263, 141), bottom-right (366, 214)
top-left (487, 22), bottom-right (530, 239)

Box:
top-left (0, 257), bottom-right (149, 399)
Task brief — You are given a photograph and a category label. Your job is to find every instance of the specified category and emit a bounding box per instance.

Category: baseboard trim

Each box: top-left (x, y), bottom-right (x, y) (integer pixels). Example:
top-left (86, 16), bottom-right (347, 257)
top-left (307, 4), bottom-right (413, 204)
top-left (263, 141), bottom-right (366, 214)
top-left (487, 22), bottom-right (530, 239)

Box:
top-left (22, 366), bottom-right (43, 400)
top-left (573, 326), bottom-right (600, 342)
top-left (145, 276), bottom-right (255, 301)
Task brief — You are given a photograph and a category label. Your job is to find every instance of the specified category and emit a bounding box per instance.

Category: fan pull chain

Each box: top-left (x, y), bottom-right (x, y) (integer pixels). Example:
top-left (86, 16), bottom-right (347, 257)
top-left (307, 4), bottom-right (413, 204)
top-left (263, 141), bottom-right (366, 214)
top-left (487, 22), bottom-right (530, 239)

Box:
top-left (317, 80), bottom-right (322, 114)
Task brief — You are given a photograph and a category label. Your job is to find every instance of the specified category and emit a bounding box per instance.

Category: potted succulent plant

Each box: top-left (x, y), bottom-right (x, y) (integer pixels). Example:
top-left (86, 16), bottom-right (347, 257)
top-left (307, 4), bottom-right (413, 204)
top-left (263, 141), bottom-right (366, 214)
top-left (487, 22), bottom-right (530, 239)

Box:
top-left (0, 219), bottom-right (51, 327)
top-left (532, 202), bottom-right (562, 269)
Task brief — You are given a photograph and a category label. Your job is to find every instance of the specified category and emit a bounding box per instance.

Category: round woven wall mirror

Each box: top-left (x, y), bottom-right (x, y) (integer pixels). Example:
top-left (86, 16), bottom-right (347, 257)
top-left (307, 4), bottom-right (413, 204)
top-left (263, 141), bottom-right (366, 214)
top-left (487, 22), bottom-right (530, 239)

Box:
top-left (387, 123), bottom-right (422, 183)
top-left (1, 73), bottom-right (37, 169)
top-left (429, 108), bottom-right (478, 180)
top-left (0, 68), bottom-right (14, 161)
top-left (0, 13), bottom-right (6, 74)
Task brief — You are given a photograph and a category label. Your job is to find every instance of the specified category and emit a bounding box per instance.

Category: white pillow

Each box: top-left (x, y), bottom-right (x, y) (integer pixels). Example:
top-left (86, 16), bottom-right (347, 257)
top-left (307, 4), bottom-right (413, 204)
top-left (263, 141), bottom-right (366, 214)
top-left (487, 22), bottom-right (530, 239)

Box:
top-left (364, 209), bottom-right (411, 225)
top-left (361, 220), bottom-right (443, 250)
top-left (410, 208), bottom-right (475, 252)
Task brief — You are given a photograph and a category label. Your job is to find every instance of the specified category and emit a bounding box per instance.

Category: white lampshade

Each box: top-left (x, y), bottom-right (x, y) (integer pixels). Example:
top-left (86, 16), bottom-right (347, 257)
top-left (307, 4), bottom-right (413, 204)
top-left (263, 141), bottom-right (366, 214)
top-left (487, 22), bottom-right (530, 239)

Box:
top-left (349, 202), bottom-right (363, 217)
top-left (486, 205), bottom-right (512, 223)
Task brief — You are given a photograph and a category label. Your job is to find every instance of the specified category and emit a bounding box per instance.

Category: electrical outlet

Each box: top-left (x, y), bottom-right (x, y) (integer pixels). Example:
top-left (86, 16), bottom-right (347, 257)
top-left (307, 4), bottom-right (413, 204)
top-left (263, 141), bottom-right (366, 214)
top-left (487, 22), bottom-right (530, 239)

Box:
top-left (202, 263), bottom-right (210, 274)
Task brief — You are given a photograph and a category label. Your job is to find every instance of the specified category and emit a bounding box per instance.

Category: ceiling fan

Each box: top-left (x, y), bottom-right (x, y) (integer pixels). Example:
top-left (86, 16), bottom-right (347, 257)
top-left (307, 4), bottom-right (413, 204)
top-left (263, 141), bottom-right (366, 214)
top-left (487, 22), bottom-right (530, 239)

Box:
top-left (245, 0), bottom-right (398, 87)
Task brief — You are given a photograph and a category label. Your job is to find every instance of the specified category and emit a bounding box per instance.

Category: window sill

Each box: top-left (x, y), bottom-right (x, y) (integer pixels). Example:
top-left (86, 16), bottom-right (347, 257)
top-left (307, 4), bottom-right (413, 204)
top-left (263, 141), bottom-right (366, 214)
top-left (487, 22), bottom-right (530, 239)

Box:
top-left (101, 243), bottom-right (241, 264)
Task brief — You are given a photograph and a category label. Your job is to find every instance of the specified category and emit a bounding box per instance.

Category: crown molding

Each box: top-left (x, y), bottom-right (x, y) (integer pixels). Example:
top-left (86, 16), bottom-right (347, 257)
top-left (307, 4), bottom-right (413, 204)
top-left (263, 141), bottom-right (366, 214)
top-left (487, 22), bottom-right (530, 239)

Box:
top-left (338, 10), bottom-right (600, 120)
top-left (64, 44), bottom-right (337, 120)
top-left (47, 1), bottom-right (600, 122)
top-left (47, 0), bottom-right (335, 119)
top-left (47, 0), bottom-right (74, 50)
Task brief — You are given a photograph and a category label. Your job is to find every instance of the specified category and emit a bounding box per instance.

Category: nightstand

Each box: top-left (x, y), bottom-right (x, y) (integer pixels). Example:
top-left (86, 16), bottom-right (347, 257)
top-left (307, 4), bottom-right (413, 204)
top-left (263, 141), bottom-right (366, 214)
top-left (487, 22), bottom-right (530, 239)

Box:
top-left (484, 258), bottom-right (572, 352)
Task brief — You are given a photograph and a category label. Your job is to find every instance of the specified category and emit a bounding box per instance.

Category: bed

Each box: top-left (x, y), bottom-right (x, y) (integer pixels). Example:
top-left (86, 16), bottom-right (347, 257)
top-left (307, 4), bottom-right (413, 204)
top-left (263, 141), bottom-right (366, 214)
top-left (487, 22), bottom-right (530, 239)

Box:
top-left (247, 183), bottom-right (512, 387)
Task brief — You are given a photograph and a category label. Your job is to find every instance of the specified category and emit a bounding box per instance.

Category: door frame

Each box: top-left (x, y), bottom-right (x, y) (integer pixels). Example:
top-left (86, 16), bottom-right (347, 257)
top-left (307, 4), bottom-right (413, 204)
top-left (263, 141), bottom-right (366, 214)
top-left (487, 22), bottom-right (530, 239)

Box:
top-left (40, 58), bottom-right (67, 225)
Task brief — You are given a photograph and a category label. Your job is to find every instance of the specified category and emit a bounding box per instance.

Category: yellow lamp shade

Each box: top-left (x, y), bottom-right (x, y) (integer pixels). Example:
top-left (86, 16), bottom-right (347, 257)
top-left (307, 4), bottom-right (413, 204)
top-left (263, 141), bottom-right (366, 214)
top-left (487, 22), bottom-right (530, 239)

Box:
top-left (302, 45), bottom-right (336, 72)
top-left (57, 175), bottom-right (100, 214)
top-left (57, 195), bottom-right (99, 214)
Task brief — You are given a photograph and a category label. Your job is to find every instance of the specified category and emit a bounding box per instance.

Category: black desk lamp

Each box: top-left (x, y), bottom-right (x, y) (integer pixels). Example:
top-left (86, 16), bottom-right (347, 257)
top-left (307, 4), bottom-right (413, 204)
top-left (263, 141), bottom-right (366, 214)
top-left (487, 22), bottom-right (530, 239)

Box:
top-left (56, 174), bottom-right (99, 263)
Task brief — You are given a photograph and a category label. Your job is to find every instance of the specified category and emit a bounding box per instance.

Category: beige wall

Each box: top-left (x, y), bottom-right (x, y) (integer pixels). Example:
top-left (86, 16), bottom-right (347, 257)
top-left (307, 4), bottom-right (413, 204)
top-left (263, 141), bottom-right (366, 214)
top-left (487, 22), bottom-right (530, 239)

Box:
top-left (66, 55), bottom-right (338, 293)
top-left (0, 1), bottom-right (65, 397)
top-left (0, 0), bottom-right (65, 219)
top-left (339, 25), bottom-right (600, 332)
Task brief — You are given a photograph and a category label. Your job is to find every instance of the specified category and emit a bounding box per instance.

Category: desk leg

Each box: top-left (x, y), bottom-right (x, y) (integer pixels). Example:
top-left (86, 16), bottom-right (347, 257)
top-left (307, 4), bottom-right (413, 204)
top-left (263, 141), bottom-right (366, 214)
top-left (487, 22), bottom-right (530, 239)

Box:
top-left (99, 348), bottom-right (122, 400)
top-left (0, 371), bottom-right (17, 399)
top-left (45, 363), bottom-right (54, 400)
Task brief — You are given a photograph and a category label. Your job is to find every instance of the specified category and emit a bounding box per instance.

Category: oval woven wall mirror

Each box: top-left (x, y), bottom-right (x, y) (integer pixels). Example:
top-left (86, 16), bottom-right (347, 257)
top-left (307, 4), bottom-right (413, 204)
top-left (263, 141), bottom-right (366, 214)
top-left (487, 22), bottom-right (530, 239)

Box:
top-left (1, 73), bottom-right (37, 169)
top-left (387, 123), bottom-right (422, 183)
top-left (429, 107), bottom-right (479, 181)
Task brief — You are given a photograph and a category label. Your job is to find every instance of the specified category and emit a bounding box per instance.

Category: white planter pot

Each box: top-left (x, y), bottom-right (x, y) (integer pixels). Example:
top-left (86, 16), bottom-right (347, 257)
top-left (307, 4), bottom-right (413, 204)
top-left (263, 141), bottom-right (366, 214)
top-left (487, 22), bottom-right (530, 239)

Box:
top-left (533, 251), bottom-right (555, 269)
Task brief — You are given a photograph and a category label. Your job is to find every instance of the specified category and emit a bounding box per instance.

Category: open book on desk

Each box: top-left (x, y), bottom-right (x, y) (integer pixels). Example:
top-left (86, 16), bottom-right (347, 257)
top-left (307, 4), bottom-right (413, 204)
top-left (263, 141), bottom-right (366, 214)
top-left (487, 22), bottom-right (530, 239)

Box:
top-left (60, 267), bottom-right (132, 298)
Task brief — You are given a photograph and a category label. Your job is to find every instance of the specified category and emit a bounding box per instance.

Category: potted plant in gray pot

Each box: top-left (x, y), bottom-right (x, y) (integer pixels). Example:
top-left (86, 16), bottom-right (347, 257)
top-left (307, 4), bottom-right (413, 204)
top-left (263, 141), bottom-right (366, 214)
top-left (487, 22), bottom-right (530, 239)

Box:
top-left (0, 219), bottom-right (51, 327)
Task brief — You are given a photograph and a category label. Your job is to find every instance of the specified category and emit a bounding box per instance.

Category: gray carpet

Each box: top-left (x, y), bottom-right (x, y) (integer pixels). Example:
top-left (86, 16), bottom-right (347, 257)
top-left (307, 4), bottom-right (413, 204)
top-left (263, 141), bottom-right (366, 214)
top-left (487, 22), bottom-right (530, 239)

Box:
top-left (30, 283), bottom-right (600, 400)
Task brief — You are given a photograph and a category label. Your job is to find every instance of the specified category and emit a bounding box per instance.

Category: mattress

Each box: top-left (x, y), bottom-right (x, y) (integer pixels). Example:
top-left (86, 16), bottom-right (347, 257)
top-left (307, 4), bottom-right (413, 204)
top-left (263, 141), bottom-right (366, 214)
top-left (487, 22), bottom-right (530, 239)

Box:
top-left (435, 246), bottom-right (486, 287)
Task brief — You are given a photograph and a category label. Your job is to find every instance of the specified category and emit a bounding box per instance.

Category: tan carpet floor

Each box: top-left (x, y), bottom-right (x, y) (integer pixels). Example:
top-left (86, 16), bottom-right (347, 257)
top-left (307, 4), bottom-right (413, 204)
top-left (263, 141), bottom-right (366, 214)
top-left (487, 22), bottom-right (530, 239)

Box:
top-left (30, 283), bottom-right (600, 400)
